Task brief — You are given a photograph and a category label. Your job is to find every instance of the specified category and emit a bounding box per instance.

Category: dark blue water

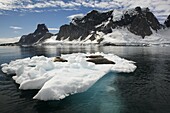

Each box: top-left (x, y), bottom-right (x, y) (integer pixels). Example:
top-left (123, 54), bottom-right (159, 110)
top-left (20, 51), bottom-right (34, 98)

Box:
top-left (0, 45), bottom-right (170, 113)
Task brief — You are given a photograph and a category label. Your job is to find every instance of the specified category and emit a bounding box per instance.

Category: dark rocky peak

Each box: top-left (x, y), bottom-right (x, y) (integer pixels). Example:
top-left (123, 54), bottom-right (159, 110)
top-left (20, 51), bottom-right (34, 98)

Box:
top-left (164, 15), bottom-right (170, 28)
top-left (135, 7), bottom-right (150, 14)
top-left (74, 10), bottom-right (113, 26)
top-left (85, 10), bottom-right (113, 22)
top-left (128, 13), bottom-right (152, 38)
top-left (128, 7), bottom-right (161, 38)
top-left (145, 11), bottom-right (161, 31)
top-left (56, 10), bottom-right (113, 41)
top-left (112, 7), bottom-right (142, 27)
top-left (135, 6), bottom-right (142, 13)
top-left (84, 10), bottom-right (102, 21)
top-left (57, 23), bottom-right (90, 41)
top-left (18, 24), bottom-right (53, 45)
top-left (86, 10), bottom-right (99, 17)
top-left (34, 24), bottom-right (49, 34)
top-left (85, 10), bottom-right (112, 18)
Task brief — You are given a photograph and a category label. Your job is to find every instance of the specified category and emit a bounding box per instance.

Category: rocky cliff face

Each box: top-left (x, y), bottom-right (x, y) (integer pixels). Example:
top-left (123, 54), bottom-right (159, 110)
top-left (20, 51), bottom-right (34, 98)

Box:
top-left (164, 15), bottom-right (170, 28)
top-left (128, 7), bottom-right (161, 38)
top-left (18, 24), bottom-right (53, 45)
top-left (57, 10), bottom-right (113, 41)
top-left (56, 7), bottom-right (162, 42)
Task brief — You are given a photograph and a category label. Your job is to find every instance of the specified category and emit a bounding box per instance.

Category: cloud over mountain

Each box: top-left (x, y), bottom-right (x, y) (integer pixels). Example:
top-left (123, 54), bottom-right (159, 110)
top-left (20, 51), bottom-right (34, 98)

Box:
top-left (48, 27), bottom-right (59, 31)
top-left (67, 13), bottom-right (84, 21)
top-left (0, 0), bottom-right (169, 23)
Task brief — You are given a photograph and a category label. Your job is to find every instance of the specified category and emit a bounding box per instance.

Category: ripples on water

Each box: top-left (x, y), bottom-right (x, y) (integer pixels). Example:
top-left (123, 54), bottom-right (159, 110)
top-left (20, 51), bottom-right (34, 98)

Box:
top-left (0, 45), bottom-right (170, 113)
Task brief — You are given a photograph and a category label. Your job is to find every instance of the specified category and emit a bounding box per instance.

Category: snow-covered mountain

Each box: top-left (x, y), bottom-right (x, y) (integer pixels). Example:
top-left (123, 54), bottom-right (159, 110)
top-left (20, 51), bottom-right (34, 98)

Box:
top-left (1, 6), bottom-right (169, 46)
top-left (43, 28), bottom-right (170, 46)
top-left (53, 7), bottom-right (170, 46)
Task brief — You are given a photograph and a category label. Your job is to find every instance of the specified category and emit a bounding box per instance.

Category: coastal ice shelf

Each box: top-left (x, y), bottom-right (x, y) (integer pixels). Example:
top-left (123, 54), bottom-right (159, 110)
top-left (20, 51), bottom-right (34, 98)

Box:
top-left (1, 53), bottom-right (136, 101)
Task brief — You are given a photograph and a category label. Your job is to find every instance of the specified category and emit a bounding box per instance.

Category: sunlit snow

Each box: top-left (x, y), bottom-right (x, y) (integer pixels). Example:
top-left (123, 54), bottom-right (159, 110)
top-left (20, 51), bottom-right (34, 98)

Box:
top-left (1, 53), bottom-right (136, 101)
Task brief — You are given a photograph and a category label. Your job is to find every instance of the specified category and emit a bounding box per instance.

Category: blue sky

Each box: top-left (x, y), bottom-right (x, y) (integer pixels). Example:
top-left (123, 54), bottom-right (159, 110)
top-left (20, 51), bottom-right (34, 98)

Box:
top-left (0, 0), bottom-right (169, 38)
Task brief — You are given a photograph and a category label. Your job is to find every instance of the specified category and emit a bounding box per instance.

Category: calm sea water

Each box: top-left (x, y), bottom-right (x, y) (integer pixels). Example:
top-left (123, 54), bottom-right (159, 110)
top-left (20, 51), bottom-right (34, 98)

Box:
top-left (0, 45), bottom-right (170, 113)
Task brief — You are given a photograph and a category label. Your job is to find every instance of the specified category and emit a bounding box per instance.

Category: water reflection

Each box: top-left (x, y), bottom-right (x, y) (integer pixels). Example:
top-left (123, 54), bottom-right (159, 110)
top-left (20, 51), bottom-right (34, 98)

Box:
top-left (18, 45), bottom-right (100, 58)
top-left (0, 46), bottom-right (170, 113)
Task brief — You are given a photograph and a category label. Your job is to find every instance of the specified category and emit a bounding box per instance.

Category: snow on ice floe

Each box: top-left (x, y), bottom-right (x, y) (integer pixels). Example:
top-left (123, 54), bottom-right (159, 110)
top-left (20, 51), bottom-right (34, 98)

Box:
top-left (1, 53), bottom-right (136, 101)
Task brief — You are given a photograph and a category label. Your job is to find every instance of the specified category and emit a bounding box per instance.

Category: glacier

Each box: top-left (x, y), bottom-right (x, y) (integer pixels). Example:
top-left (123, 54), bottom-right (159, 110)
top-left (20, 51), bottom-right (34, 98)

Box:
top-left (1, 53), bottom-right (136, 101)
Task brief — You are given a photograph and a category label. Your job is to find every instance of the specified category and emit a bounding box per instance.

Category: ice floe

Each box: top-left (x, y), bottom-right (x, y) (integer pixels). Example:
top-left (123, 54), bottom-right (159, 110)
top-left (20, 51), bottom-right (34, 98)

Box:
top-left (1, 53), bottom-right (136, 101)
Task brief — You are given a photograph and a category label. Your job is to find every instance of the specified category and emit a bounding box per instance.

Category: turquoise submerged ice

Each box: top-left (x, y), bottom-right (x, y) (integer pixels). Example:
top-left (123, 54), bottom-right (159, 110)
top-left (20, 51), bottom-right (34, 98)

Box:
top-left (1, 53), bottom-right (136, 101)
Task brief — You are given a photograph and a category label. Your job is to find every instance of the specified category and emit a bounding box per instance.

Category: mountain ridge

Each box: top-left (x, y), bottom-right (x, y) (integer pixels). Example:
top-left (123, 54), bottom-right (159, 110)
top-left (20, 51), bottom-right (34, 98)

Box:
top-left (0, 6), bottom-right (170, 46)
top-left (56, 7), bottom-right (162, 42)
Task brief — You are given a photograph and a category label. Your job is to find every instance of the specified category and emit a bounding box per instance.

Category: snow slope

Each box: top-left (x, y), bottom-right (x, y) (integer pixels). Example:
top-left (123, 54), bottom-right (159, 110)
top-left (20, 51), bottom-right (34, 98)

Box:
top-left (43, 28), bottom-right (170, 46)
top-left (1, 53), bottom-right (136, 101)
top-left (100, 28), bottom-right (170, 46)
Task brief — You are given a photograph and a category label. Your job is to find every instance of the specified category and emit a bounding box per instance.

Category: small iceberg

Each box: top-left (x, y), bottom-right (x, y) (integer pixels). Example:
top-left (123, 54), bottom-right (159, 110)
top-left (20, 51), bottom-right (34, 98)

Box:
top-left (1, 53), bottom-right (136, 101)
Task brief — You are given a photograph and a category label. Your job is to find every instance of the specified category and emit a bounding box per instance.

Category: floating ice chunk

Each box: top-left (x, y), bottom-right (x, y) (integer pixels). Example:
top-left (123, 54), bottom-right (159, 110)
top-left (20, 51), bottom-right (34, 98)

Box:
top-left (16, 65), bottom-right (24, 76)
top-left (33, 68), bottom-right (108, 100)
top-left (2, 66), bottom-right (16, 75)
top-left (39, 68), bottom-right (46, 75)
top-left (111, 63), bottom-right (137, 73)
top-left (70, 63), bottom-right (80, 69)
top-left (1, 63), bottom-right (8, 67)
top-left (79, 58), bottom-right (89, 68)
top-left (68, 56), bottom-right (76, 64)
top-left (15, 74), bottom-right (29, 84)
top-left (28, 69), bottom-right (39, 79)
top-left (36, 60), bottom-right (55, 71)
top-left (1, 53), bottom-right (137, 101)
top-left (19, 75), bottom-right (52, 90)
top-left (32, 56), bottom-right (47, 61)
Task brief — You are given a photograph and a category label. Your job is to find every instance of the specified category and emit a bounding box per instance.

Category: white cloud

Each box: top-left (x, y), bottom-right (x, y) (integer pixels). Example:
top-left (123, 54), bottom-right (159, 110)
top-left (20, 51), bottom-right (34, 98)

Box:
top-left (0, 0), bottom-right (170, 22)
top-left (48, 27), bottom-right (59, 31)
top-left (67, 13), bottom-right (84, 20)
top-left (0, 0), bottom-right (169, 11)
top-left (0, 0), bottom-right (169, 12)
top-left (10, 26), bottom-right (22, 30)
top-left (0, 0), bottom-right (80, 11)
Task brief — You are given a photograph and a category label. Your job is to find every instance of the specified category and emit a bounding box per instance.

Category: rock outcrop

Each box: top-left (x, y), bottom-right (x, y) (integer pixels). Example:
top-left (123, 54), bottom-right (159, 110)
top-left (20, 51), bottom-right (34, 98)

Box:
top-left (164, 15), bottom-right (170, 28)
top-left (18, 24), bottom-right (53, 46)
top-left (129, 7), bottom-right (161, 38)
top-left (57, 10), bottom-right (113, 41)
top-left (56, 7), bottom-right (162, 41)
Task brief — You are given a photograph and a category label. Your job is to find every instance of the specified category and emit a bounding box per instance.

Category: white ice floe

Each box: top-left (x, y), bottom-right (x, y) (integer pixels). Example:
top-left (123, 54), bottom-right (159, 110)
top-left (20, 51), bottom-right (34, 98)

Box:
top-left (1, 53), bottom-right (136, 101)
